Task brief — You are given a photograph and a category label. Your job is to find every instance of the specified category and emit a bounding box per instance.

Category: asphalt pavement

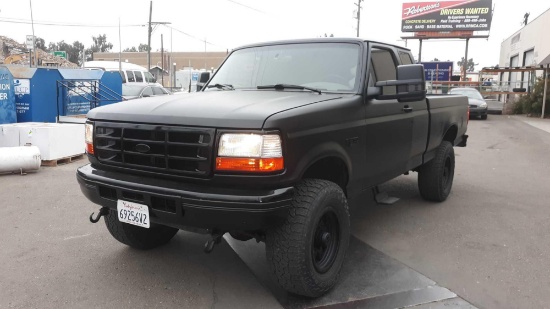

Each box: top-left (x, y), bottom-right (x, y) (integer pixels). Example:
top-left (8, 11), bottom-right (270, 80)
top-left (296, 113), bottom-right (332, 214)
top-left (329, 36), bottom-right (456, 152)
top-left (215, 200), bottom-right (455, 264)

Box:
top-left (1, 115), bottom-right (549, 309)
top-left (352, 115), bottom-right (550, 308)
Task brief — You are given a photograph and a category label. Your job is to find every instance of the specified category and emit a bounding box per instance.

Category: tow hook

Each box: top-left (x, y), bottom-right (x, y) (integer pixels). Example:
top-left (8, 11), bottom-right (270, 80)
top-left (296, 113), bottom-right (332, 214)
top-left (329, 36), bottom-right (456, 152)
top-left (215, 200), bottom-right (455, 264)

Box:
top-left (89, 207), bottom-right (110, 223)
top-left (204, 233), bottom-right (224, 254)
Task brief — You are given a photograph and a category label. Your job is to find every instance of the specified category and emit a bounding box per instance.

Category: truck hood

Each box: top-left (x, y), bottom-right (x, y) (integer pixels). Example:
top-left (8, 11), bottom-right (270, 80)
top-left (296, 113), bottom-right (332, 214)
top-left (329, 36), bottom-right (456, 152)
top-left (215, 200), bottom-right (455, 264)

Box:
top-left (88, 90), bottom-right (344, 128)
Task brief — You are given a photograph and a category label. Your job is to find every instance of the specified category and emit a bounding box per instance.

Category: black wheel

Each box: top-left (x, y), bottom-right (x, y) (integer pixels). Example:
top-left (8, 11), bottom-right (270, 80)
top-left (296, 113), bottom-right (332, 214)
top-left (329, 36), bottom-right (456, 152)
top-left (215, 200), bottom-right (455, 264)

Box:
top-left (266, 179), bottom-right (350, 297)
top-left (104, 208), bottom-right (178, 250)
top-left (418, 141), bottom-right (455, 202)
top-left (481, 114), bottom-right (488, 120)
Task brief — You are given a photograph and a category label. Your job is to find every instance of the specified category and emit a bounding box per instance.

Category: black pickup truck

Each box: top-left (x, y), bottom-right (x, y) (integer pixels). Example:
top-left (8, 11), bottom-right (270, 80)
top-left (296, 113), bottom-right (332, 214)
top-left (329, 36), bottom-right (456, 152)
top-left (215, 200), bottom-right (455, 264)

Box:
top-left (77, 38), bottom-right (468, 297)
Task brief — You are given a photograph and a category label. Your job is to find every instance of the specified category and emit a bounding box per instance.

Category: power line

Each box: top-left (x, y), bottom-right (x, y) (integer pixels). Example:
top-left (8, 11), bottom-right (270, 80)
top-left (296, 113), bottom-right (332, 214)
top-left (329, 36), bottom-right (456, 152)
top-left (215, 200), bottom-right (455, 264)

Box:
top-left (0, 17), bottom-right (144, 28)
top-left (225, 0), bottom-right (268, 15)
top-left (164, 25), bottom-right (226, 50)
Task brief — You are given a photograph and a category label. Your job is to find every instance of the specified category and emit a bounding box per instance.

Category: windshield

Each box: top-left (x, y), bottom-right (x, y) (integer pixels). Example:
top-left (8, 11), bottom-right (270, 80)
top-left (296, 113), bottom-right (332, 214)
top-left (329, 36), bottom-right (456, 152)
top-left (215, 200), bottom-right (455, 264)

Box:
top-left (450, 88), bottom-right (483, 100)
top-left (206, 43), bottom-right (361, 93)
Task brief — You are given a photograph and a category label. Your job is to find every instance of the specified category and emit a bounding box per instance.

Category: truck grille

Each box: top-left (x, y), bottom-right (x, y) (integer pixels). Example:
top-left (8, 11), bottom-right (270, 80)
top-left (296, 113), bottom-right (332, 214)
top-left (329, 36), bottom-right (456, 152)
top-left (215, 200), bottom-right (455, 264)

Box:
top-left (94, 122), bottom-right (215, 178)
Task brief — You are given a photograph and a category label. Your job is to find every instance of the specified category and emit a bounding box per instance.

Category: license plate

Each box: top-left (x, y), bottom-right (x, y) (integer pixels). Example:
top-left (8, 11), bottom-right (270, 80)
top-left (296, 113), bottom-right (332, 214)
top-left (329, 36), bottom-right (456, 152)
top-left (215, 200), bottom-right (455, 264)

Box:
top-left (117, 200), bottom-right (150, 228)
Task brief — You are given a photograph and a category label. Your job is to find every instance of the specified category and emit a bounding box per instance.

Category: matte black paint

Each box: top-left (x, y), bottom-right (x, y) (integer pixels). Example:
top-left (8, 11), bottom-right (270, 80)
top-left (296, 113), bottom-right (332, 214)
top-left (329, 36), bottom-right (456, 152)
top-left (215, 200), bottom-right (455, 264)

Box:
top-left (78, 38), bottom-right (468, 232)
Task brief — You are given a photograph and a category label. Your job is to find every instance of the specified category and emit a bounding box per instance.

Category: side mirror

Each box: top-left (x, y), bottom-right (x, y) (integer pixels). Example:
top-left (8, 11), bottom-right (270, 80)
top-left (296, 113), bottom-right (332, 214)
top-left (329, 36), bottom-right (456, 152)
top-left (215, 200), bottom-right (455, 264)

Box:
top-left (196, 72), bottom-right (211, 92)
top-left (199, 72), bottom-right (211, 83)
top-left (374, 64), bottom-right (426, 102)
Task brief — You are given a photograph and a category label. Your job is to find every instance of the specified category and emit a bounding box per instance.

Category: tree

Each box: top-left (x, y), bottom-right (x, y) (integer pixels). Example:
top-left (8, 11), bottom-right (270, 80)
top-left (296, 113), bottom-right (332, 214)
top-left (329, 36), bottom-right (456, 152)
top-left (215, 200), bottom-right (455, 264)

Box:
top-left (123, 46), bottom-right (138, 52)
top-left (457, 57), bottom-right (478, 72)
top-left (71, 41), bottom-right (85, 65)
top-left (138, 43), bottom-right (151, 52)
top-left (432, 58), bottom-right (440, 61)
top-left (90, 34), bottom-right (113, 53)
top-left (35, 37), bottom-right (48, 51)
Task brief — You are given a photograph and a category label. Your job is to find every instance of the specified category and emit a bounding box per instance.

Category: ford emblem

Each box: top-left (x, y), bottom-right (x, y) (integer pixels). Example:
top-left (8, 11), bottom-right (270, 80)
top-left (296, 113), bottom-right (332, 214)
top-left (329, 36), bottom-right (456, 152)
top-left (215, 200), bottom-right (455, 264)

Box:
top-left (135, 143), bottom-right (151, 153)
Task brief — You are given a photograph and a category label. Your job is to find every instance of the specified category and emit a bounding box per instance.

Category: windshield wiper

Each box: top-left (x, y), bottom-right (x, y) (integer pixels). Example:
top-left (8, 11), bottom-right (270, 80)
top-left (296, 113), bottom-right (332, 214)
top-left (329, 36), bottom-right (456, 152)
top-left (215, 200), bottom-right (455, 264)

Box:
top-left (257, 84), bottom-right (322, 95)
top-left (207, 83), bottom-right (234, 90)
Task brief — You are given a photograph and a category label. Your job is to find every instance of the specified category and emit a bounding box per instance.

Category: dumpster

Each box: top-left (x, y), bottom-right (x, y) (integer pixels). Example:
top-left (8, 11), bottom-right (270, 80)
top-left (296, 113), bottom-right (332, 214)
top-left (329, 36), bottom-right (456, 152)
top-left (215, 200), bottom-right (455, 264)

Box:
top-left (0, 66), bottom-right (16, 124)
top-left (99, 71), bottom-right (123, 106)
top-left (57, 69), bottom-right (103, 117)
top-left (7, 66), bottom-right (61, 123)
top-left (57, 69), bottom-right (123, 123)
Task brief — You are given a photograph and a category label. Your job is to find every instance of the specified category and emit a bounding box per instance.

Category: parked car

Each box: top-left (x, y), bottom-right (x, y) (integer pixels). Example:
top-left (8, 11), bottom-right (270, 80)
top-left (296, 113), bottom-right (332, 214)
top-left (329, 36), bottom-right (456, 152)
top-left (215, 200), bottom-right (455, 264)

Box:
top-left (84, 61), bottom-right (156, 84)
top-left (122, 83), bottom-right (172, 100)
top-left (449, 87), bottom-right (488, 120)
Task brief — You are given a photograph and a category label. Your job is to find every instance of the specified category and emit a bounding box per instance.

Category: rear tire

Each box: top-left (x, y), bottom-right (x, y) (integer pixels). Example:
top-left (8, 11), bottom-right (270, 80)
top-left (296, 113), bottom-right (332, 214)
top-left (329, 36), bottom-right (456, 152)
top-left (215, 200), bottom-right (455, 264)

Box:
top-left (418, 141), bottom-right (455, 202)
top-left (104, 209), bottom-right (178, 250)
top-left (266, 179), bottom-right (350, 297)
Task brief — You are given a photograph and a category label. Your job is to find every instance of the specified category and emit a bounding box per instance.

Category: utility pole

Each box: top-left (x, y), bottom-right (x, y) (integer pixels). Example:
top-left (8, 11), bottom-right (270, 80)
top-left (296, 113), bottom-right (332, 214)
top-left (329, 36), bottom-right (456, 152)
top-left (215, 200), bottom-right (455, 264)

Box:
top-left (161, 34), bottom-right (164, 86)
top-left (463, 38), bottom-right (470, 81)
top-left (354, 0), bottom-right (363, 38)
top-left (147, 0), bottom-right (152, 72)
top-left (118, 17), bottom-right (122, 72)
top-left (29, 0), bottom-right (37, 67)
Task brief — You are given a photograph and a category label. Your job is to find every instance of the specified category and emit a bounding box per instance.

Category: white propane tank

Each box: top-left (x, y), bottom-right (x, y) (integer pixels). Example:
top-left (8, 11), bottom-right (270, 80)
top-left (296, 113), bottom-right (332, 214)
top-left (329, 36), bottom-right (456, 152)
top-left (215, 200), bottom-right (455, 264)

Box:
top-left (0, 146), bottom-right (41, 173)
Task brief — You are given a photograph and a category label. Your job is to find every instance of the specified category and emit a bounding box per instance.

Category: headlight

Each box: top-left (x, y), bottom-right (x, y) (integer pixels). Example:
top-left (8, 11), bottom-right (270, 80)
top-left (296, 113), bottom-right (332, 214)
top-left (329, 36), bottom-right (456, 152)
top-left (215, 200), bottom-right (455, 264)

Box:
top-left (85, 122), bottom-right (94, 154)
top-left (216, 133), bottom-right (284, 172)
top-left (479, 102), bottom-right (487, 108)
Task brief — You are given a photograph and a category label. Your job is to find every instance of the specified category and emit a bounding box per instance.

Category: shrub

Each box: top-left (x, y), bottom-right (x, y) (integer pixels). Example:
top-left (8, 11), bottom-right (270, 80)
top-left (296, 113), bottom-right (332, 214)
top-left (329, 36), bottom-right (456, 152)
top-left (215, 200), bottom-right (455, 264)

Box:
top-left (513, 77), bottom-right (550, 116)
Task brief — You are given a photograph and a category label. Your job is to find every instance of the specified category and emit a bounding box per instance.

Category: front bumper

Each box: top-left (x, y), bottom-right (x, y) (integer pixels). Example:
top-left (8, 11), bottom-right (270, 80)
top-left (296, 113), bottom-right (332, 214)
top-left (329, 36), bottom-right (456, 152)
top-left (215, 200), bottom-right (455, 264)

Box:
top-left (77, 164), bottom-right (293, 232)
top-left (469, 107), bottom-right (488, 117)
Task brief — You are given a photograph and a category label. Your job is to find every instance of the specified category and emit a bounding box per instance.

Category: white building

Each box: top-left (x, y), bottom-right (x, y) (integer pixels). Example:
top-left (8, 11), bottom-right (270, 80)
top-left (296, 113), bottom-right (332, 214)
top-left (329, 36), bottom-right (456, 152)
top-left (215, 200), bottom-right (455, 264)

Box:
top-left (499, 8), bottom-right (550, 90)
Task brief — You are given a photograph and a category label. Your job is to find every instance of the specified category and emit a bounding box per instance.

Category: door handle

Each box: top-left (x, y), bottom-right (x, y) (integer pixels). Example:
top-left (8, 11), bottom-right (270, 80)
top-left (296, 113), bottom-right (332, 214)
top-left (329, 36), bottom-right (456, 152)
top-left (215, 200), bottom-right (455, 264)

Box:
top-left (402, 106), bottom-right (413, 113)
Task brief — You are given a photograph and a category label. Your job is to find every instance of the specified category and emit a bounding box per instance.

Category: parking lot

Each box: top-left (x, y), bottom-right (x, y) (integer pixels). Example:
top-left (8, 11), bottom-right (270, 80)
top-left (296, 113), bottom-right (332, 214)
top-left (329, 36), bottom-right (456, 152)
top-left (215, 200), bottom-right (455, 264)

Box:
top-left (1, 115), bottom-right (549, 309)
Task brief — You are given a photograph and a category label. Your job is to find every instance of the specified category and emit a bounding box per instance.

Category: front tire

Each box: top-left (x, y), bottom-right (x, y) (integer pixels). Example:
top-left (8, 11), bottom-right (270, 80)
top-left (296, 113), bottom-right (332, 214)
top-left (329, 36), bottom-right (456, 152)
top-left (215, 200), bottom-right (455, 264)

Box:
top-left (104, 209), bottom-right (178, 250)
top-left (266, 179), bottom-right (350, 297)
top-left (481, 114), bottom-right (488, 120)
top-left (418, 141), bottom-right (455, 202)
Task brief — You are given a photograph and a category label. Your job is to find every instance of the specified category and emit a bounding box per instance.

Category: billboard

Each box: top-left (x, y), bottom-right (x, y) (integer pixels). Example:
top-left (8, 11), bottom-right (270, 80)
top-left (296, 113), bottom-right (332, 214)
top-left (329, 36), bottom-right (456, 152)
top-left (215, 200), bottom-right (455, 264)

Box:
top-left (402, 0), bottom-right (492, 32)
top-left (421, 61), bottom-right (454, 81)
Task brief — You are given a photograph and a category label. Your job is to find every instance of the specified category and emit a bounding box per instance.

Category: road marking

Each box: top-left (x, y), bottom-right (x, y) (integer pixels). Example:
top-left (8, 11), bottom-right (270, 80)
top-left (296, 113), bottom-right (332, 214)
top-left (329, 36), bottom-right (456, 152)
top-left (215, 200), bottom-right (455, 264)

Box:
top-left (64, 233), bottom-right (92, 241)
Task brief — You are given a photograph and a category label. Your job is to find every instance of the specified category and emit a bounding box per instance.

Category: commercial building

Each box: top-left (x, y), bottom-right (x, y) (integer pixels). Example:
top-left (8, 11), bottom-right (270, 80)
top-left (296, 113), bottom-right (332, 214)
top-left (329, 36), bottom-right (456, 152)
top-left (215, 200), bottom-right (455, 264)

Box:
top-left (499, 8), bottom-right (550, 90)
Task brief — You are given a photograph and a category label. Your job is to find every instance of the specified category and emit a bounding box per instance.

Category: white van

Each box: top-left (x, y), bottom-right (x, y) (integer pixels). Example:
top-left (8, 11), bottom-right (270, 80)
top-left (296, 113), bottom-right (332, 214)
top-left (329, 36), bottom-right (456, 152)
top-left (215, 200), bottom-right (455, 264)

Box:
top-left (83, 61), bottom-right (156, 83)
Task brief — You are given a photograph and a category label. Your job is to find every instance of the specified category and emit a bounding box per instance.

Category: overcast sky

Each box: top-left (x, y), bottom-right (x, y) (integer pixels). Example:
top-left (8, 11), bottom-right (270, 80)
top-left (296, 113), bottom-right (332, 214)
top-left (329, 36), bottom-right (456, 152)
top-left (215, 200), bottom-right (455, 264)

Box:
top-left (1, 0), bottom-right (548, 70)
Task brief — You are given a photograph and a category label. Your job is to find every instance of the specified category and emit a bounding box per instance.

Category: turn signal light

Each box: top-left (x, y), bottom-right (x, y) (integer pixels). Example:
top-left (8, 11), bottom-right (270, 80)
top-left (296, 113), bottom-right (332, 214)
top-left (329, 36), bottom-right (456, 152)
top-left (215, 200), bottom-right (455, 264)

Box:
top-left (215, 157), bottom-right (284, 172)
top-left (86, 143), bottom-right (94, 155)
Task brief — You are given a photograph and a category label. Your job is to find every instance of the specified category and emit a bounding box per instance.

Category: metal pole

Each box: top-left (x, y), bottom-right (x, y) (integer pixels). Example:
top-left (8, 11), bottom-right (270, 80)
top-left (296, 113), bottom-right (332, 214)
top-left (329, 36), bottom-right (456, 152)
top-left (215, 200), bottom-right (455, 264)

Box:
top-left (29, 0), bottom-right (37, 67)
top-left (161, 34), bottom-right (164, 86)
top-left (147, 1), bottom-right (152, 72)
top-left (542, 65), bottom-right (548, 119)
top-left (170, 28), bottom-right (173, 88)
top-left (463, 38), bottom-right (470, 81)
top-left (118, 18), bottom-right (122, 73)
top-left (355, 0), bottom-right (363, 37)
top-left (173, 62), bottom-right (176, 89)
top-left (418, 39), bottom-right (423, 62)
